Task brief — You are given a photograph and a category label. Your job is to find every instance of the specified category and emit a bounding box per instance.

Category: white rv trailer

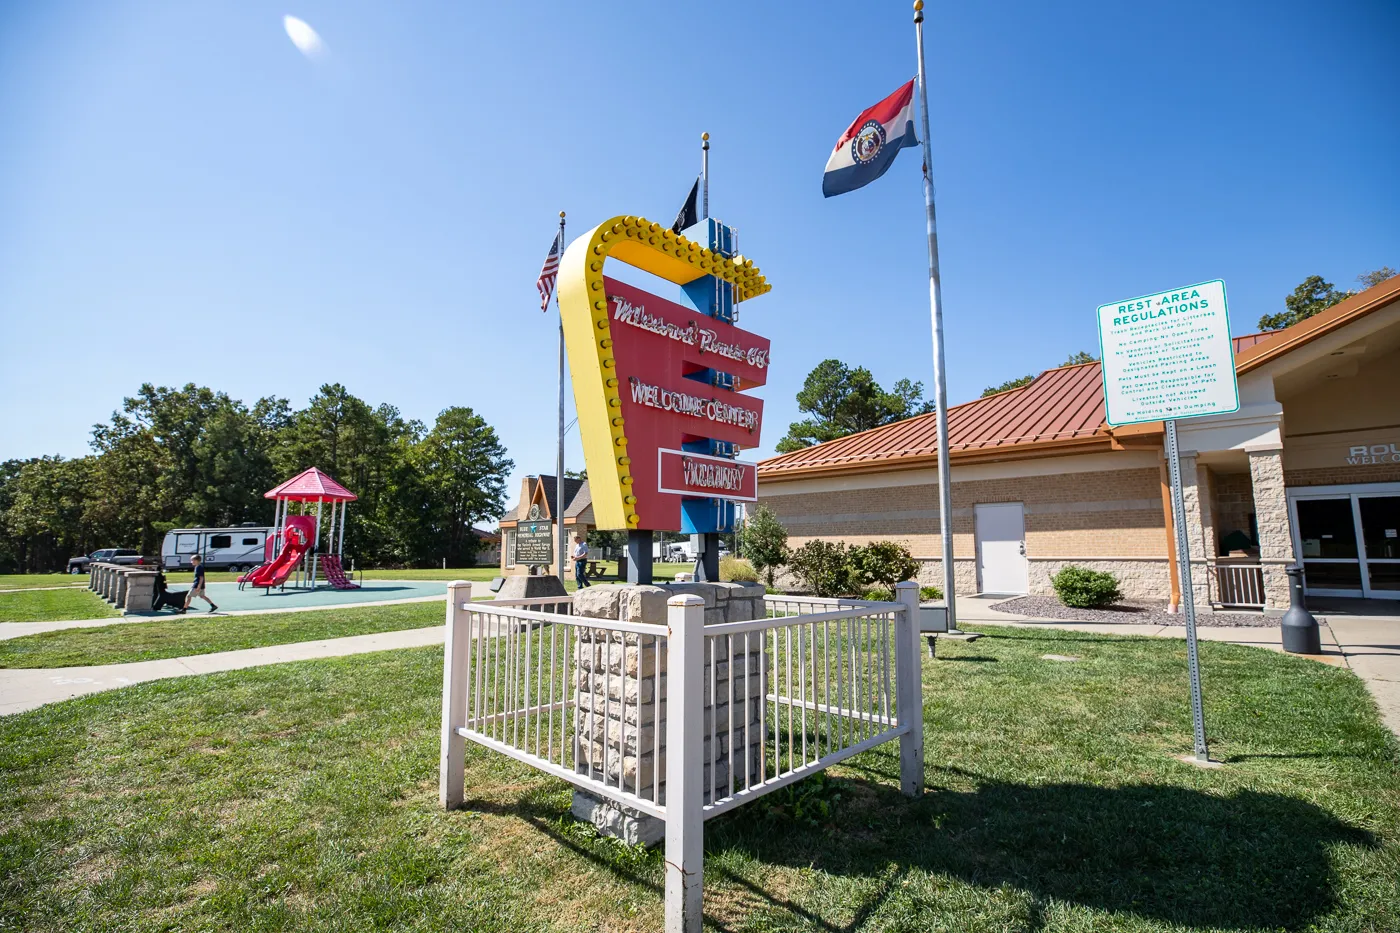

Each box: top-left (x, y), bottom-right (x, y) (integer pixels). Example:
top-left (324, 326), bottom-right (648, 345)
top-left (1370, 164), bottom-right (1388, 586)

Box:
top-left (161, 524), bottom-right (274, 572)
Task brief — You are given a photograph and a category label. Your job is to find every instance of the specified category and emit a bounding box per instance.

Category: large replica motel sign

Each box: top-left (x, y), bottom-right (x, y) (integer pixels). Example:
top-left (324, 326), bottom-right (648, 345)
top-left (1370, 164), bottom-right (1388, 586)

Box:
top-left (559, 214), bottom-right (770, 581)
top-left (1097, 278), bottom-right (1237, 765)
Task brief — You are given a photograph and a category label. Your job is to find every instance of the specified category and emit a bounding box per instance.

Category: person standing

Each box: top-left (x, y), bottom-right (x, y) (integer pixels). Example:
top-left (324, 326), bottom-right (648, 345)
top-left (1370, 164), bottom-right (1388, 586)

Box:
top-left (571, 534), bottom-right (591, 588)
top-left (184, 554), bottom-right (219, 613)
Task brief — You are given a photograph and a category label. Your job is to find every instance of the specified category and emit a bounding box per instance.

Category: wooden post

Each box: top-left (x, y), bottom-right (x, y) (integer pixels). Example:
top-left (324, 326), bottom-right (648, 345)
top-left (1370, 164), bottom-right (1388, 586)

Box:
top-left (1160, 457), bottom-right (1181, 613)
top-left (664, 594), bottom-right (705, 932)
top-left (439, 581), bottom-right (472, 809)
top-left (894, 581), bottom-right (925, 798)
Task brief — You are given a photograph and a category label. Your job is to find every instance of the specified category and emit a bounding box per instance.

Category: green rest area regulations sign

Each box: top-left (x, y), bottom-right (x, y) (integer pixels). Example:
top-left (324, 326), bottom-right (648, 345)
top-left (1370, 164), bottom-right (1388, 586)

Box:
top-left (1096, 279), bottom-right (1239, 427)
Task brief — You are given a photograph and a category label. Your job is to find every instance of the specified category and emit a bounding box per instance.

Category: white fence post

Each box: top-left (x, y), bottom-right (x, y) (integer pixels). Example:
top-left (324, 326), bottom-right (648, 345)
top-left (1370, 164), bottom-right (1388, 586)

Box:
top-left (894, 581), bottom-right (924, 798)
top-left (665, 594), bottom-right (705, 933)
top-left (440, 580), bottom-right (472, 809)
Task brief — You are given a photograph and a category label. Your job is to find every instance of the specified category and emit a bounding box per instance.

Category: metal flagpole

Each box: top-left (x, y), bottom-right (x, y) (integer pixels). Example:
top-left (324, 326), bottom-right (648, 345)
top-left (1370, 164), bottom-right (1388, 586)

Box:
top-left (701, 132), bottom-right (709, 219)
top-left (1164, 418), bottom-right (1210, 761)
top-left (556, 211), bottom-right (568, 584)
top-left (913, 0), bottom-right (958, 630)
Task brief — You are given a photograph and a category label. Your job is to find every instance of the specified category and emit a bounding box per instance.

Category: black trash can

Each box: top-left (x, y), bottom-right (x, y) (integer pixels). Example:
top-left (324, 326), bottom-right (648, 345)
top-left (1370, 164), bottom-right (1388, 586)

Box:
top-left (1280, 565), bottom-right (1321, 655)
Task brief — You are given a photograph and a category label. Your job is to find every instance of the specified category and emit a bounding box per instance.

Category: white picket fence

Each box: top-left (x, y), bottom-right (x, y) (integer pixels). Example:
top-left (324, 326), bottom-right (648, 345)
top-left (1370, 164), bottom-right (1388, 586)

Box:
top-left (439, 582), bottom-right (924, 932)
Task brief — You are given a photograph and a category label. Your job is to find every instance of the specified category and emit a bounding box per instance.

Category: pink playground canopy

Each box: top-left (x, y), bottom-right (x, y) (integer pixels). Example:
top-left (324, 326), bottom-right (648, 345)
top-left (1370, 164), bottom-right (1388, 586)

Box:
top-left (263, 467), bottom-right (358, 502)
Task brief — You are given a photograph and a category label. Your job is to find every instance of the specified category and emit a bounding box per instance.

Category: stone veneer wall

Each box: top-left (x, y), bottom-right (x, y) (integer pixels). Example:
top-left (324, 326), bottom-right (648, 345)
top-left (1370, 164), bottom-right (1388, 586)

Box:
top-left (1249, 448), bottom-right (1295, 610)
top-left (1027, 558), bottom-right (1172, 601)
top-left (570, 580), bottom-right (767, 845)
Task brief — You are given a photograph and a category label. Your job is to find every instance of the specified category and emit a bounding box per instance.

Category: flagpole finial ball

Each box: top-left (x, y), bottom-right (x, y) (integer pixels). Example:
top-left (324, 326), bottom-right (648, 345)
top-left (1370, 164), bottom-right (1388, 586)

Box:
top-left (702, 132), bottom-right (709, 140)
top-left (560, 211), bottom-right (566, 218)
top-left (913, 0), bottom-right (923, 9)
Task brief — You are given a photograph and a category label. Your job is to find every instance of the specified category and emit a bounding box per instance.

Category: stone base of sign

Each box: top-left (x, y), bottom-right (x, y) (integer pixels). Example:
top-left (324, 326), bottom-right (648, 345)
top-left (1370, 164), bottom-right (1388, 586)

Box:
top-left (570, 791), bottom-right (666, 846)
top-left (570, 580), bottom-right (767, 846)
top-left (494, 574), bottom-right (568, 600)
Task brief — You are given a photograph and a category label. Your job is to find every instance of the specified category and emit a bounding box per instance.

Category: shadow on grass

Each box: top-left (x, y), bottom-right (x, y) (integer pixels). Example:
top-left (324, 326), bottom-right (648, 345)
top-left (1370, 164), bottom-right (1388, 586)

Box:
top-left (704, 765), bottom-right (1377, 932)
top-left (459, 764), bottom-right (1375, 932)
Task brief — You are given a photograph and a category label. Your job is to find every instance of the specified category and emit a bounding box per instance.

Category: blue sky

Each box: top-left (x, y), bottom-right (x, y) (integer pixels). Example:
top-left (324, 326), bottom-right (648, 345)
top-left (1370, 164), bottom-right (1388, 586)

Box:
top-left (2, 0), bottom-right (1397, 514)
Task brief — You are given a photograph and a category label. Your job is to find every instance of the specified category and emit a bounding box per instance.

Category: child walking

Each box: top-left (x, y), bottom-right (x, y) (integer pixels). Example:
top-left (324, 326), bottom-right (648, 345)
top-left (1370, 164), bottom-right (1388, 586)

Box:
top-left (184, 555), bottom-right (219, 613)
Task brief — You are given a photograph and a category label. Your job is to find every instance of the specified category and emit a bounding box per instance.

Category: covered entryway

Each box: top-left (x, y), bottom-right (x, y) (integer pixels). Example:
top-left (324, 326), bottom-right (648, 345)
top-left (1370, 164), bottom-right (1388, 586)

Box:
top-left (975, 502), bottom-right (1028, 595)
top-left (1290, 483), bottom-right (1400, 600)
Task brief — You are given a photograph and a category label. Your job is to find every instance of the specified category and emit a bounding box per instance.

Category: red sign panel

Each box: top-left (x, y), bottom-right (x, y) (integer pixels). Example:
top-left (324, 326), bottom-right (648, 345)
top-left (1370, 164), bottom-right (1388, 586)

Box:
top-left (606, 277), bottom-right (768, 529)
top-left (606, 277), bottom-right (770, 389)
top-left (658, 449), bottom-right (758, 501)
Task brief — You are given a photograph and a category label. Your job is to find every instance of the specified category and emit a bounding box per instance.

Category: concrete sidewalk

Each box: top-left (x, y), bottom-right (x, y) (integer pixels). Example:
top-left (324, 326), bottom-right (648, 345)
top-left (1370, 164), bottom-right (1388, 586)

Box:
top-left (4, 596), bottom-right (1395, 738)
top-left (0, 625), bottom-right (444, 717)
top-left (957, 596), bottom-right (1399, 737)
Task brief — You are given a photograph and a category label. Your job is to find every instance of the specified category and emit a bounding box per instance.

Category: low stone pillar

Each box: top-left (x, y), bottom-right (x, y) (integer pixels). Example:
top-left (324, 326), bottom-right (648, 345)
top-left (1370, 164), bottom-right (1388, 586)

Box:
top-left (123, 571), bottom-right (159, 612)
top-left (115, 570), bottom-right (129, 608)
top-left (1248, 447), bottom-right (1294, 612)
top-left (1177, 452), bottom-right (1214, 609)
top-left (570, 580), bottom-right (767, 845)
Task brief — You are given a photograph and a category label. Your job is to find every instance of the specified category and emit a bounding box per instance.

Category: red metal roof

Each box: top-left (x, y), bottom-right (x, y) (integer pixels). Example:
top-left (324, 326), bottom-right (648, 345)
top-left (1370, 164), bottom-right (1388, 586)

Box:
top-left (760, 361), bottom-right (1108, 477)
top-left (264, 467), bottom-right (358, 502)
top-left (1231, 332), bottom-right (1271, 353)
top-left (759, 279), bottom-right (1400, 481)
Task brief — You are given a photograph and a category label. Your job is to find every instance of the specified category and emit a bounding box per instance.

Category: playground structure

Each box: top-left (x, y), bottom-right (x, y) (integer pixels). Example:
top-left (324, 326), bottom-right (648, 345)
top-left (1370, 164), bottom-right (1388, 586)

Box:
top-left (241, 467), bottom-right (361, 592)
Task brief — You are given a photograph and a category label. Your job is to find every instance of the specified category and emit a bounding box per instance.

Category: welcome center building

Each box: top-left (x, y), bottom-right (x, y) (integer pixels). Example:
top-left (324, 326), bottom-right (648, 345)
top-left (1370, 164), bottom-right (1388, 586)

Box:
top-left (756, 276), bottom-right (1400, 614)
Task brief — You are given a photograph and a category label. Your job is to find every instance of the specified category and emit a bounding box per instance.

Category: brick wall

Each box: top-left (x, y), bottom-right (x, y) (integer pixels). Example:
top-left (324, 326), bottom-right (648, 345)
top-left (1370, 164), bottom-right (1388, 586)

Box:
top-left (1211, 470), bottom-right (1255, 551)
top-left (762, 467), bottom-right (1167, 560)
top-left (1285, 465), bottom-right (1400, 487)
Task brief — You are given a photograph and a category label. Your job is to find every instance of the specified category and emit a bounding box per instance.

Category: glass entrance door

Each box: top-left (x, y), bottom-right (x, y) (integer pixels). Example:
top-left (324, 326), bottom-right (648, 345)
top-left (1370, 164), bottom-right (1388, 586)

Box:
top-left (1295, 497), bottom-right (1362, 596)
top-left (1292, 488), bottom-right (1400, 600)
top-left (1359, 496), bottom-right (1400, 596)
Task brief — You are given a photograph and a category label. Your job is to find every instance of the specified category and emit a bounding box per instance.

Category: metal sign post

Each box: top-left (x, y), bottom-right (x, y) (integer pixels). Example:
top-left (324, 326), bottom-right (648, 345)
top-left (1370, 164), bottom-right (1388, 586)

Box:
top-left (1164, 418), bottom-right (1208, 761)
top-left (1097, 279), bottom-right (1237, 765)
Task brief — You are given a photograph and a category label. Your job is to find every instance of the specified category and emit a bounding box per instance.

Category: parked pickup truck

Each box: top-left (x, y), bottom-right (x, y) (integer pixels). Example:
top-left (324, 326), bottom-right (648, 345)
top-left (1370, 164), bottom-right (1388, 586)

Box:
top-left (67, 548), bottom-right (149, 574)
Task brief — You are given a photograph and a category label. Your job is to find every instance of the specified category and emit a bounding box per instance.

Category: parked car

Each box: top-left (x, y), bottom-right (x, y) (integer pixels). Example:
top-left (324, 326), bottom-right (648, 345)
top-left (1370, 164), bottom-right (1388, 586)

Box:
top-left (67, 548), bottom-right (147, 574)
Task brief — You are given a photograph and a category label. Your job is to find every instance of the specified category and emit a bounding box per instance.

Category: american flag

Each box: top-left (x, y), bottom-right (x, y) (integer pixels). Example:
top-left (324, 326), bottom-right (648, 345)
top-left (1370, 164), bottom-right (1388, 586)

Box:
top-left (536, 229), bottom-right (564, 311)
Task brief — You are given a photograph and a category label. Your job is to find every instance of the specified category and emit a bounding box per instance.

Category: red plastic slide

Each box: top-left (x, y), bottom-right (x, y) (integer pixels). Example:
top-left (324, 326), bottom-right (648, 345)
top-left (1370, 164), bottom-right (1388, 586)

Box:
top-left (245, 525), bottom-right (311, 589)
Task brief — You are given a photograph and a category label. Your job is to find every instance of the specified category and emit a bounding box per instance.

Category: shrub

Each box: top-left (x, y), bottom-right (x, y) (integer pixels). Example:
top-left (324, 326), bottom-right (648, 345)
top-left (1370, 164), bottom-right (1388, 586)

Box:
top-left (1051, 566), bottom-right (1122, 608)
top-left (919, 585), bottom-right (942, 602)
top-left (863, 586), bottom-right (893, 602)
top-left (740, 505), bottom-right (789, 587)
top-left (761, 772), bottom-right (844, 831)
top-left (719, 556), bottom-right (758, 583)
top-left (786, 540), bottom-right (857, 598)
top-left (849, 541), bottom-right (919, 590)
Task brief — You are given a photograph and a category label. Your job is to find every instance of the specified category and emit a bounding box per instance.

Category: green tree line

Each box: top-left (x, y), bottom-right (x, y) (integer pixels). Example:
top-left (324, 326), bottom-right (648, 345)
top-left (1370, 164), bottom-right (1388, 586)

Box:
top-left (0, 383), bottom-right (512, 573)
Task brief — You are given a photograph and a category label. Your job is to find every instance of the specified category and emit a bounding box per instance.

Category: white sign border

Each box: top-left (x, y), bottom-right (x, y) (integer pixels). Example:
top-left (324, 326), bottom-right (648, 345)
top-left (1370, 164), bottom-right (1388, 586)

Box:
top-left (656, 448), bottom-right (759, 502)
top-left (1095, 277), bottom-right (1241, 428)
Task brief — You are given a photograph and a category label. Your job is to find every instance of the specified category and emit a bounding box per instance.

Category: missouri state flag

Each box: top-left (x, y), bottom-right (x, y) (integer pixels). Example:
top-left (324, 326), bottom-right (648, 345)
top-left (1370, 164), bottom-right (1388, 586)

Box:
top-left (822, 78), bottom-right (919, 198)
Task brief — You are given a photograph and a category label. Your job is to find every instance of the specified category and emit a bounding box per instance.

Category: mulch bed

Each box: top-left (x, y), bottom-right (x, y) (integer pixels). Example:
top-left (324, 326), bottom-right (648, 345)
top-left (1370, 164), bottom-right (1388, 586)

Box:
top-left (990, 595), bottom-right (1277, 628)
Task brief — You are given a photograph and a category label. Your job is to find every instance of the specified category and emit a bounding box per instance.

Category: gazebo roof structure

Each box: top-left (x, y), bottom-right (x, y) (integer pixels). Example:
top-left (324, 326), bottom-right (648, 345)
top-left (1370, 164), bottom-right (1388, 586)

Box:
top-left (264, 467), bottom-right (358, 502)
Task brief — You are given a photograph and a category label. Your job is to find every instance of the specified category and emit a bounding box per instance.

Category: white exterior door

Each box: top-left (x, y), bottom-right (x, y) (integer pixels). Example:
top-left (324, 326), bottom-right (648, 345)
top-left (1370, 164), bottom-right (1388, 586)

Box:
top-left (976, 502), bottom-right (1028, 595)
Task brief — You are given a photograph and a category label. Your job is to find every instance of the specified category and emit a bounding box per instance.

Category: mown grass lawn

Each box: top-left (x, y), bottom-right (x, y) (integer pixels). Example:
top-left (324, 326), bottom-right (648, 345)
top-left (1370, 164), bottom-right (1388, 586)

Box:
top-left (0, 563), bottom-right (674, 624)
top-left (0, 601), bottom-right (444, 668)
top-left (0, 587), bottom-right (119, 624)
top-left (3, 627), bottom-right (1398, 932)
top-left (0, 574), bottom-right (88, 590)
top-left (0, 562), bottom-right (674, 591)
